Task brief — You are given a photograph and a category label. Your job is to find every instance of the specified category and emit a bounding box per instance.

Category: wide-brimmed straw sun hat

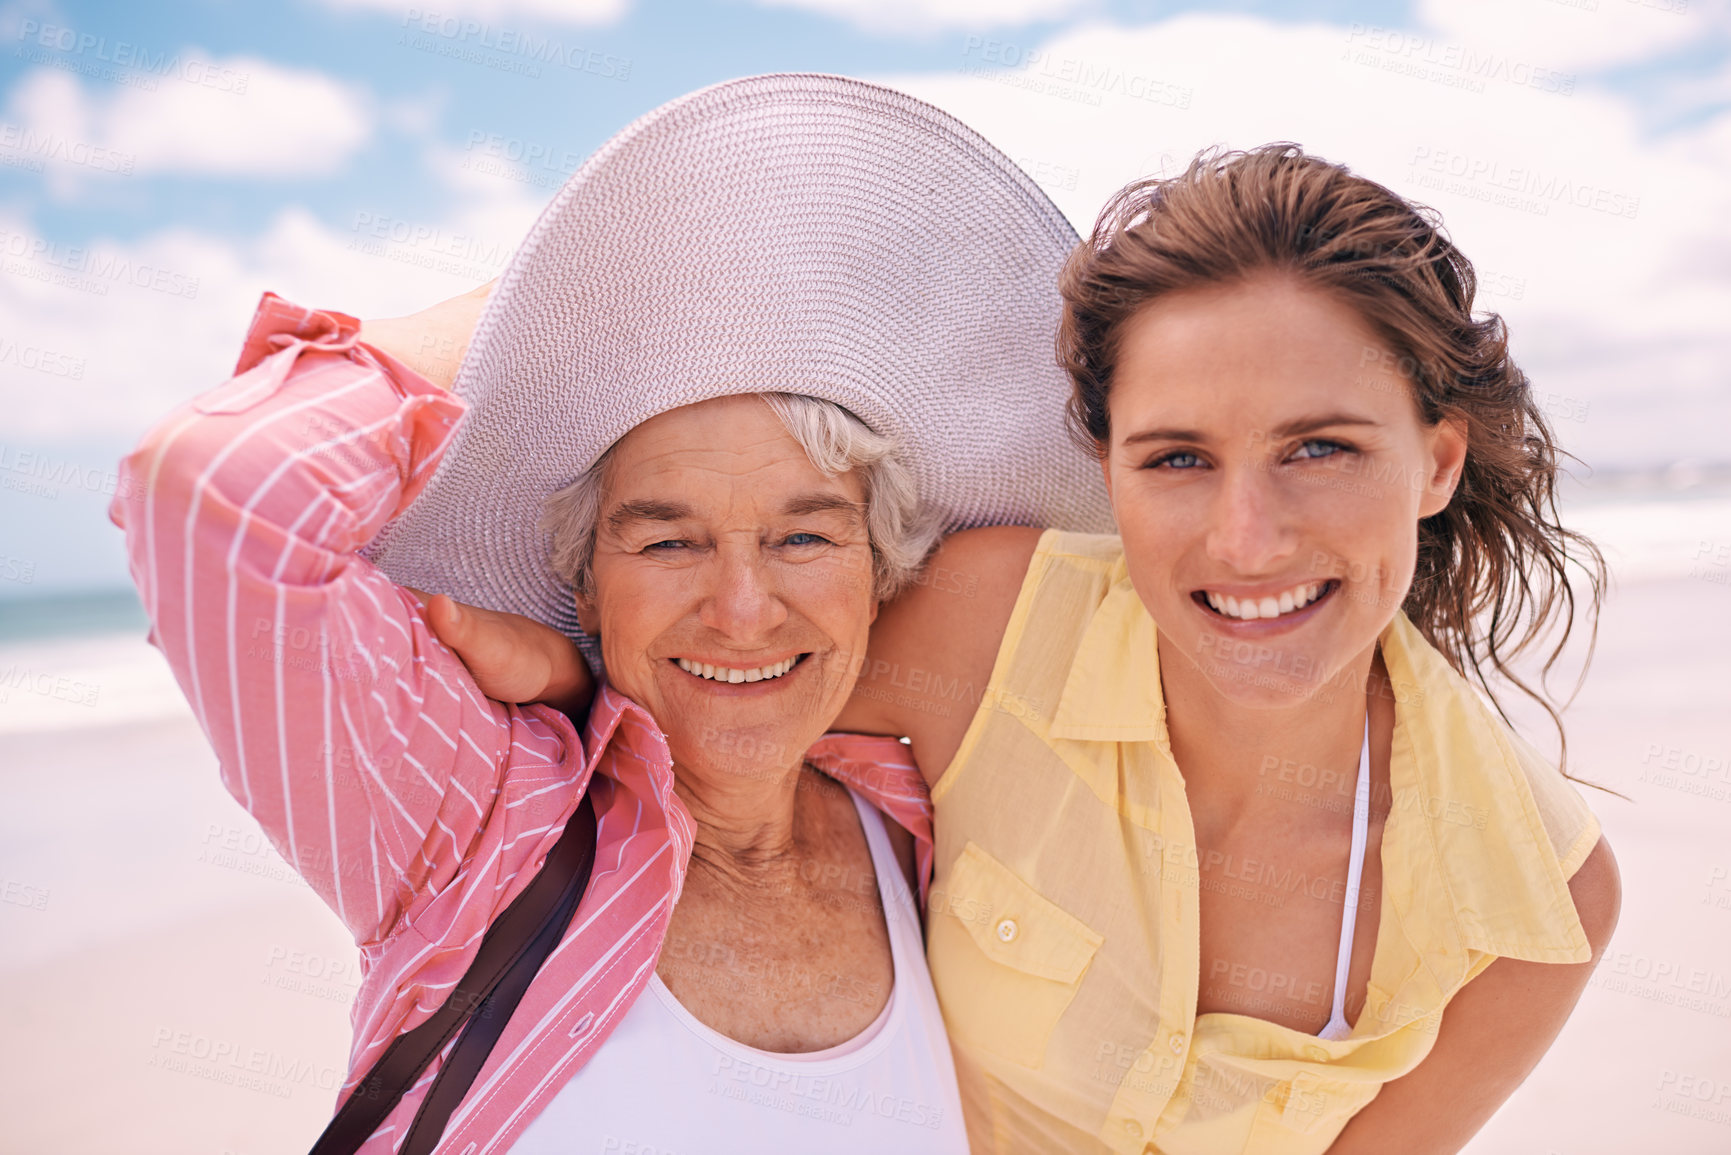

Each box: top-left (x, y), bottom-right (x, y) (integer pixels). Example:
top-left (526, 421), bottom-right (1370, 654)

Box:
top-left (365, 72), bottom-right (1114, 642)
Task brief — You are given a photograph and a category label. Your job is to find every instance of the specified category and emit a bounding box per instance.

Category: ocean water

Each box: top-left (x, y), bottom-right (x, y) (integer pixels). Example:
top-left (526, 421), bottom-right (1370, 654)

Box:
top-left (0, 587), bottom-right (148, 642)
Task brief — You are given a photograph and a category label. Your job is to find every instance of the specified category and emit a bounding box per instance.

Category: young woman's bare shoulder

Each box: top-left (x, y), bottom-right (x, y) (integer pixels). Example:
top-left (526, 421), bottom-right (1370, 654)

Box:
top-left (875, 525), bottom-right (1043, 657)
top-left (833, 527), bottom-right (1043, 773)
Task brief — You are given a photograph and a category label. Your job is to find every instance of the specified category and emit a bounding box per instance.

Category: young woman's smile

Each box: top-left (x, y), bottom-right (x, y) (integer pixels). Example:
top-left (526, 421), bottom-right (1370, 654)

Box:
top-left (1189, 577), bottom-right (1341, 630)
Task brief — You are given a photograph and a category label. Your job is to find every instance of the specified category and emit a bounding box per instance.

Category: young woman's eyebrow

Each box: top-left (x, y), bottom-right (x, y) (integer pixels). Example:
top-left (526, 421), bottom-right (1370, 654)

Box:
top-left (1264, 413), bottom-right (1380, 439)
top-left (1122, 414), bottom-right (1381, 447)
top-left (1121, 426), bottom-right (1207, 446)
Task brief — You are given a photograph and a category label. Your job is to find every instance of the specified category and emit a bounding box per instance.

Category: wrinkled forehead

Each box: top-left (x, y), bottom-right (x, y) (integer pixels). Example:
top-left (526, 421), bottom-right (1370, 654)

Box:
top-left (600, 395), bottom-right (866, 520)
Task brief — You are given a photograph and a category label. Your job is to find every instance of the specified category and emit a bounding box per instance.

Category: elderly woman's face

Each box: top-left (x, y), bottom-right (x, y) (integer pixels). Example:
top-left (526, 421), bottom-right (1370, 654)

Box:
top-left (578, 395), bottom-right (877, 781)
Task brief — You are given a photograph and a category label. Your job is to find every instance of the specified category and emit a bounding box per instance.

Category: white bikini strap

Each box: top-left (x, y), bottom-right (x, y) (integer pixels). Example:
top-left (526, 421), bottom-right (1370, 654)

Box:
top-left (1321, 713), bottom-right (1372, 1040)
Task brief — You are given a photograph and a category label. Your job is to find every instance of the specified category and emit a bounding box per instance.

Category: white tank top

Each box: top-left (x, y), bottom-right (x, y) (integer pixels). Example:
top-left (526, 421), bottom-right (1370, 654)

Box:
top-left (513, 788), bottom-right (970, 1154)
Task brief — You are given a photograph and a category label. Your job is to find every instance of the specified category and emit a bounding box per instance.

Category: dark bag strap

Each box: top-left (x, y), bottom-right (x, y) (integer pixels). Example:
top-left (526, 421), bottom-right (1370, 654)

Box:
top-left (309, 792), bottom-right (599, 1155)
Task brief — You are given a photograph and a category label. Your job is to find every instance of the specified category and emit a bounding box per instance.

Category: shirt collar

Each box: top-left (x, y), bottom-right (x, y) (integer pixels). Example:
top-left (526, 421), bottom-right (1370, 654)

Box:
top-left (1048, 559), bottom-right (1172, 753)
top-left (1045, 568), bottom-right (1590, 966)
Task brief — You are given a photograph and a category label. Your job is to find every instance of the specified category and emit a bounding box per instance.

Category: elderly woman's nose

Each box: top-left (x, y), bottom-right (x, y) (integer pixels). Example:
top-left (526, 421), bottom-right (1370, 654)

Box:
top-left (697, 552), bottom-right (790, 638)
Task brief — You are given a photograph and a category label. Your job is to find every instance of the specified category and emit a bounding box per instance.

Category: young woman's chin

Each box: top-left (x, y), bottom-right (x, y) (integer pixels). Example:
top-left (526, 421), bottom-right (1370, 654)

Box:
top-left (1158, 584), bottom-right (1386, 713)
top-left (1170, 636), bottom-right (1351, 710)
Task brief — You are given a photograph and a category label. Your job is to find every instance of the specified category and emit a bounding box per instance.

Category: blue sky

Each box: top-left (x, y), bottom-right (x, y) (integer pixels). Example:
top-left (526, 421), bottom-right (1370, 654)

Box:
top-left (3, 0), bottom-right (1426, 244)
top-left (11, 0), bottom-right (1722, 248)
top-left (0, 0), bottom-right (1727, 595)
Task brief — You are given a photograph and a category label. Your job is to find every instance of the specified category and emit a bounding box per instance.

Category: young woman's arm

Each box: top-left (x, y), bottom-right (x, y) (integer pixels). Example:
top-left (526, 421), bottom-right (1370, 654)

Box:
top-left (410, 590), bottom-right (593, 716)
top-left (349, 281), bottom-right (598, 717)
top-left (830, 525), bottom-right (1044, 786)
top-left (1326, 836), bottom-right (1622, 1154)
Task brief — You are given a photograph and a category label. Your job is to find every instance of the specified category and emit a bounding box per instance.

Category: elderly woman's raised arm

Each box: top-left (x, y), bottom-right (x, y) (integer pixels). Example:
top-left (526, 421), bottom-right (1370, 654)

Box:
top-left (109, 293), bottom-right (584, 946)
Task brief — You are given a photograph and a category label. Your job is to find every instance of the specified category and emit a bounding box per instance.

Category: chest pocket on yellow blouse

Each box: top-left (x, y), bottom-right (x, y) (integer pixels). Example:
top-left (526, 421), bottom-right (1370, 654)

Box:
top-left (934, 842), bottom-right (1104, 1069)
top-left (1245, 1068), bottom-right (1384, 1151)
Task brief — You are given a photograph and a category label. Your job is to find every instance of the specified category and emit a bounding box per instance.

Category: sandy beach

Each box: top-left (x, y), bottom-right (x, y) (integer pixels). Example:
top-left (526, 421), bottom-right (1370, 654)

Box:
top-left (3, 499), bottom-right (1729, 1154)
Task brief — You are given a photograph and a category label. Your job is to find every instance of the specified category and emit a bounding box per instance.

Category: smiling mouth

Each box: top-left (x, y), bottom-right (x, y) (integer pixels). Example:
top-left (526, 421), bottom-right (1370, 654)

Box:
top-left (673, 655), bottom-right (807, 684)
top-left (1194, 580), bottom-right (1338, 622)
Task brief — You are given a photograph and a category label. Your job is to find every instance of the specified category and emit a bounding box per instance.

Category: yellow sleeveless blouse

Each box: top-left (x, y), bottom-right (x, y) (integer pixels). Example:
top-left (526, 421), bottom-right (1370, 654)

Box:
top-left (925, 531), bottom-right (1601, 1155)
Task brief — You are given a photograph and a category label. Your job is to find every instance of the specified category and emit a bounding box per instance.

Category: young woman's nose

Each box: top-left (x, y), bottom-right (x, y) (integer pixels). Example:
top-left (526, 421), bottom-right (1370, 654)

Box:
top-left (697, 548), bottom-right (789, 640)
top-left (1205, 466), bottom-right (1297, 575)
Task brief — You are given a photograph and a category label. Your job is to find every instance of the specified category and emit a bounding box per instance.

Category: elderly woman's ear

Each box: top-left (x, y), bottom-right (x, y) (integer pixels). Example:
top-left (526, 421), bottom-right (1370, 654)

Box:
top-left (408, 588), bottom-right (595, 717)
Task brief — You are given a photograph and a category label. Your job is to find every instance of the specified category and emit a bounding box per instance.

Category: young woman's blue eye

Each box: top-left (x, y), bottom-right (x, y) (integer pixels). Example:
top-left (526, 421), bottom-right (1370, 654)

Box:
top-left (1291, 439), bottom-right (1346, 461)
top-left (1152, 451), bottom-right (1203, 470)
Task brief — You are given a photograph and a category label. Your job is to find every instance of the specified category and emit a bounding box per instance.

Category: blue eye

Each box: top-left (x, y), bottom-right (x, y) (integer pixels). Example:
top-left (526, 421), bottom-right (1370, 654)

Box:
top-left (783, 532), bottom-right (830, 547)
top-left (643, 539), bottom-right (688, 551)
top-left (1151, 451), bottom-right (1203, 470)
top-left (1292, 439), bottom-right (1345, 461)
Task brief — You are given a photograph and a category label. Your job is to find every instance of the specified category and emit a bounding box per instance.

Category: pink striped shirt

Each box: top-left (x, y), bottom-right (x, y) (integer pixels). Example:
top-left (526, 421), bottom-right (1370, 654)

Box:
top-left (110, 294), bottom-right (936, 1154)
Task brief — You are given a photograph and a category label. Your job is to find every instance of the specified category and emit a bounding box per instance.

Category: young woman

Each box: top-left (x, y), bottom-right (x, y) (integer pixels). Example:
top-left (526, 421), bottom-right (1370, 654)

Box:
top-left (425, 144), bottom-right (1620, 1154)
top-left (857, 144), bottom-right (1621, 1155)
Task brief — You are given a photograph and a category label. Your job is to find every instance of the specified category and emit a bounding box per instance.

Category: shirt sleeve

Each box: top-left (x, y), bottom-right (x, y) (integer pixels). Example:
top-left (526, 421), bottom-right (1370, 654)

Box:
top-left (1505, 726), bottom-right (1603, 881)
top-left (110, 293), bottom-right (548, 947)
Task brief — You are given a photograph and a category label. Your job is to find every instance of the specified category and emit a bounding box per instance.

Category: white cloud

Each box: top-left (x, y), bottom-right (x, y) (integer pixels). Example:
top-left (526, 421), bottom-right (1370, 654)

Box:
top-left (0, 155), bottom-right (544, 441)
top-left (753, 0), bottom-right (1091, 35)
top-left (871, 12), bottom-right (1731, 473)
top-left (320, 0), bottom-right (629, 25)
top-left (1415, 0), bottom-right (1729, 73)
top-left (2, 53), bottom-right (373, 178)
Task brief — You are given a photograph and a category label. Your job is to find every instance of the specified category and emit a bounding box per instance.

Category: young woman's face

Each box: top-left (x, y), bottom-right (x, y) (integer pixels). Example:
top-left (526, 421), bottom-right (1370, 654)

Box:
top-left (1103, 272), bottom-right (1467, 709)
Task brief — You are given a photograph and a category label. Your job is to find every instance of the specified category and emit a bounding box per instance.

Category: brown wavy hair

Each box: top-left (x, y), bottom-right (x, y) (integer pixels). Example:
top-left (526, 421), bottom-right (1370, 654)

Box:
top-left (1057, 143), bottom-right (1605, 770)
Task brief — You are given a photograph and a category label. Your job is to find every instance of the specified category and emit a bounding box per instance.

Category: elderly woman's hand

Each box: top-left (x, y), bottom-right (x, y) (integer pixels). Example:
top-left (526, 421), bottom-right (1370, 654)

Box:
top-left (409, 589), bottom-right (595, 718)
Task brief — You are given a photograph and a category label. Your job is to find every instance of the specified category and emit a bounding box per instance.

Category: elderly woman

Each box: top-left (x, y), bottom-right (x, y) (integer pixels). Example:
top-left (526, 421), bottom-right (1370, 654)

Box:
top-left (108, 76), bottom-right (1107, 1154)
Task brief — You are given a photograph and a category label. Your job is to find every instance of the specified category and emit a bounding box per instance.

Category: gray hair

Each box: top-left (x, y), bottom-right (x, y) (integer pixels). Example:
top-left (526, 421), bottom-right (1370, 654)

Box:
top-left (541, 393), bottom-right (941, 602)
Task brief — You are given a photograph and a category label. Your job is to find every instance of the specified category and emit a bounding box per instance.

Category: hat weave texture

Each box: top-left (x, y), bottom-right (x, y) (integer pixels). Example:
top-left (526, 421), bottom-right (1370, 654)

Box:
top-left (365, 73), bottom-right (1114, 642)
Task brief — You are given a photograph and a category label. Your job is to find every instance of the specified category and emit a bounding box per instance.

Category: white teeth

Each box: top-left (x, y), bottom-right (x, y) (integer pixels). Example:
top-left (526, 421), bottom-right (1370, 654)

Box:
top-left (677, 656), bottom-right (799, 683)
top-left (1204, 581), bottom-right (1329, 621)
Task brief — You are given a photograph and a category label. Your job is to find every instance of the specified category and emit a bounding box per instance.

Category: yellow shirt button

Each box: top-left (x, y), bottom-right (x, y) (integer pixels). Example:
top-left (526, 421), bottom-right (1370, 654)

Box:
top-left (1305, 1045), bottom-right (1329, 1062)
top-left (1169, 1033), bottom-right (1187, 1055)
top-left (1124, 1119), bottom-right (1143, 1138)
top-left (995, 917), bottom-right (1019, 943)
